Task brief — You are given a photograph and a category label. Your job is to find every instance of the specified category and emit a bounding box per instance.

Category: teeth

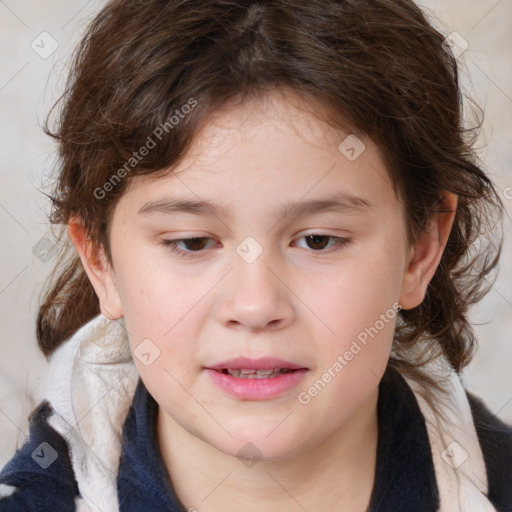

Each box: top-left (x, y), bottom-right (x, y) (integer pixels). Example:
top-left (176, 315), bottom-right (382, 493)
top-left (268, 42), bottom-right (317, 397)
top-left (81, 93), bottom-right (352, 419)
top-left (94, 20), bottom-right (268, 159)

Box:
top-left (240, 369), bottom-right (258, 375)
top-left (222, 368), bottom-right (294, 378)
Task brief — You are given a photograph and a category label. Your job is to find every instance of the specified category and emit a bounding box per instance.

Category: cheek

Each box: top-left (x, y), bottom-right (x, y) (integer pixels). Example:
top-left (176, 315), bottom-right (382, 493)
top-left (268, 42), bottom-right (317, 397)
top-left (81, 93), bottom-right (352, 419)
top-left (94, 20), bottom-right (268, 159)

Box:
top-left (115, 254), bottom-right (184, 327)
top-left (312, 297), bottom-right (397, 422)
top-left (302, 238), bottom-right (403, 385)
top-left (307, 253), bottom-right (402, 339)
top-left (126, 302), bottom-right (202, 407)
top-left (113, 259), bottom-right (202, 377)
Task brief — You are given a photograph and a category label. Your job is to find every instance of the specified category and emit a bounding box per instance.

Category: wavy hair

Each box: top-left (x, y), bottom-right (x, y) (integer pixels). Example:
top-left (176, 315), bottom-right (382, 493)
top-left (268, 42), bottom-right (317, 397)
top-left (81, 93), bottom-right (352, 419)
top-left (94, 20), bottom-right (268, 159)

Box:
top-left (37, 0), bottom-right (504, 416)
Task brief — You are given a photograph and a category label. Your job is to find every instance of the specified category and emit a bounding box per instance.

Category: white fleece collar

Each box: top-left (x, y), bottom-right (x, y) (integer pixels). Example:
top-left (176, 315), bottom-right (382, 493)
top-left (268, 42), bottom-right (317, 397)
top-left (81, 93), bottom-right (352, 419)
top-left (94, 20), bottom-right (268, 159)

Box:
top-left (35, 314), bottom-right (496, 512)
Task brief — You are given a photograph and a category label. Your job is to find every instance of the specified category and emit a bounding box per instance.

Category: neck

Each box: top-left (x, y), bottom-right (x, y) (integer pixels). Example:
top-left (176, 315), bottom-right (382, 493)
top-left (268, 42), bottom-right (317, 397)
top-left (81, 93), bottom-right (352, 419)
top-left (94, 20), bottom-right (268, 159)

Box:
top-left (157, 389), bottom-right (379, 512)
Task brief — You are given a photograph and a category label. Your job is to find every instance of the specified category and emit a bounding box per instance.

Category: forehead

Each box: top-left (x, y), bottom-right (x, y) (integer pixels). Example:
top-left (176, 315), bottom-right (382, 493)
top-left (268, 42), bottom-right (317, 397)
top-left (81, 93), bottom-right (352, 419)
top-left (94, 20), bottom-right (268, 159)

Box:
top-left (118, 91), bottom-right (398, 220)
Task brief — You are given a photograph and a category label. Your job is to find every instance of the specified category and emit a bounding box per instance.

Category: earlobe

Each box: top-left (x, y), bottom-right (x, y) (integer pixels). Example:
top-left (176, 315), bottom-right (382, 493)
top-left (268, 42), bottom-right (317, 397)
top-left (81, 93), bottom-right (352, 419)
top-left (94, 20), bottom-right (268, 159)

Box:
top-left (67, 217), bottom-right (123, 320)
top-left (399, 193), bottom-right (458, 310)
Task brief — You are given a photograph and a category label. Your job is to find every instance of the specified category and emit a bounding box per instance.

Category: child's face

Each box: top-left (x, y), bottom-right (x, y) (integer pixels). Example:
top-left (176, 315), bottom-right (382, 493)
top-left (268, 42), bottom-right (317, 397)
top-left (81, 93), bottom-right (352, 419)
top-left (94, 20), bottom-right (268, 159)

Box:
top-left (93, 92), bottom-right (416, 459)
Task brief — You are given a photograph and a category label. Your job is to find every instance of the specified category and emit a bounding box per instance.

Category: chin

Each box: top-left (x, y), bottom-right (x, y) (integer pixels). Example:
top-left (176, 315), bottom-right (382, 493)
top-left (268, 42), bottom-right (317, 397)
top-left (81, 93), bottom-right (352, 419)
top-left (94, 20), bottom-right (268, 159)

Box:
top-left (210, 429), bottom-right (305, 464)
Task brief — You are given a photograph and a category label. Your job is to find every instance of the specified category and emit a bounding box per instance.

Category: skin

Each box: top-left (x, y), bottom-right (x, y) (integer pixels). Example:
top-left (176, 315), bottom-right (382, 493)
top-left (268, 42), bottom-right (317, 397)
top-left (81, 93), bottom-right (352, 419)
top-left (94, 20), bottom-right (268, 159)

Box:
top-left (69, 90), bottom-right (457, 511)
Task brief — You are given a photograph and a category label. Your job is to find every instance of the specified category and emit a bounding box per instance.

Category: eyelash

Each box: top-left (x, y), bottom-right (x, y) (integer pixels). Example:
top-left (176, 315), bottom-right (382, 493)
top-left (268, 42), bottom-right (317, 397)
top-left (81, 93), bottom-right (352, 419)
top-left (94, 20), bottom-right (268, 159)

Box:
top-left (159, 234), bottom-right (351, 258)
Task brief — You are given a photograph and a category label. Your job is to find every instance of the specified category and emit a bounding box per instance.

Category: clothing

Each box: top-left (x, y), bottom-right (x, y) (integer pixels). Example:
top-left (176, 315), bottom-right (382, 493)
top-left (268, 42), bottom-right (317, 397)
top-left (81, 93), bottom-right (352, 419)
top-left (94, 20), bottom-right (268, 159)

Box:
top-left (0, 314), bottom-right (511, 511)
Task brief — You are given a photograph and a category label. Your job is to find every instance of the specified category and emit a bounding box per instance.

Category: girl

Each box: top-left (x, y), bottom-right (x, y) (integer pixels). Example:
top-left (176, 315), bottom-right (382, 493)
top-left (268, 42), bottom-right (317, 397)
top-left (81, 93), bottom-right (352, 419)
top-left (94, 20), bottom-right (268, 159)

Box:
top-left (0, 0), bottom-right (511, 511)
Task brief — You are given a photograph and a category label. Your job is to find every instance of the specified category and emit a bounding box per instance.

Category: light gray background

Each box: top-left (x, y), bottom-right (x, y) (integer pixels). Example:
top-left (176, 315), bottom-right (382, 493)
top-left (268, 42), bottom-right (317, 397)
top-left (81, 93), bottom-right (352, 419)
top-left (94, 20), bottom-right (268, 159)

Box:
top-left (1, 0), bottom-right (511, 468)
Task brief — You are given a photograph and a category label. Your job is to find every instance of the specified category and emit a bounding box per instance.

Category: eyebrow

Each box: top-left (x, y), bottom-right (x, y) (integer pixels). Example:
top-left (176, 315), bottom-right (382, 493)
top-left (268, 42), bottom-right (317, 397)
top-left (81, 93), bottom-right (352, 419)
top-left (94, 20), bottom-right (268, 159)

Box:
top-left (137, 191), bottom-right (374, 221)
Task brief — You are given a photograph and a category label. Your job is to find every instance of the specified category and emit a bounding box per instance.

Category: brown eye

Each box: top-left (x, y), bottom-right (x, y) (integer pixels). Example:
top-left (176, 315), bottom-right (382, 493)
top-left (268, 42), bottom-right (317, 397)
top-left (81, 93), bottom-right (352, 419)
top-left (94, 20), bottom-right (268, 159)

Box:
top-left (180, 237), bottom-right (210, 251)
top-left (293, 234), bottom-right (351, 253)
top-left (305, 235), bottom-right (331, 250)
top-left (160, 236), bottom-right (217, 257)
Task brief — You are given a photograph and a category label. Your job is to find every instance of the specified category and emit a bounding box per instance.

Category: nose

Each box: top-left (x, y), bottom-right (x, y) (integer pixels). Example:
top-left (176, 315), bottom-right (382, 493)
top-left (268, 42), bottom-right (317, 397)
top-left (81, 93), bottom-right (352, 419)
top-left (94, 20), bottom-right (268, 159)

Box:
top-left (216, 249), bottom-right (295, 332)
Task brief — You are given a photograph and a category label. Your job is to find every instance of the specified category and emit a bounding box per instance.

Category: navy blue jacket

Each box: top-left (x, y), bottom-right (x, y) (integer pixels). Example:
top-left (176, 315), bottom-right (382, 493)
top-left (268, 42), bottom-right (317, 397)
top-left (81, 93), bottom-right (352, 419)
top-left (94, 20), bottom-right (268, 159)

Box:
top-left (1, 367), bottom-right (511, 511)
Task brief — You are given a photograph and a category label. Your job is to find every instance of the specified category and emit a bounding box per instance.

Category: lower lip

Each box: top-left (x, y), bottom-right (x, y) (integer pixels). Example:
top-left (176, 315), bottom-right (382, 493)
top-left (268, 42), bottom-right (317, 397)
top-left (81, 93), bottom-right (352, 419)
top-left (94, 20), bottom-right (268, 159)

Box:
top-left (205, 369), bottom-right (308, 400)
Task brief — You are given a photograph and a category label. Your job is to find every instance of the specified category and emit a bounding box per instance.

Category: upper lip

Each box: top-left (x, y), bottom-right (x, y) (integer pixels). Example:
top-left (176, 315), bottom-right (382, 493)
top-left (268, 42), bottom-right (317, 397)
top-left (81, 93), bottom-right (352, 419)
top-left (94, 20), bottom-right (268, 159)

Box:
top-left (205, 357), bottom-right (308, 371)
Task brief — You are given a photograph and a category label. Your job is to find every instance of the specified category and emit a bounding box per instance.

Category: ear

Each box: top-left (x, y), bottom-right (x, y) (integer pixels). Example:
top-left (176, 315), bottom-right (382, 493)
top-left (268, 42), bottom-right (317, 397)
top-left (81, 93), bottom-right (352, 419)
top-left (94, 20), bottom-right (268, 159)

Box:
top-left (68, 216), bottom-right (123, 320)
top-left (399, 192), bottom-right (458, 310)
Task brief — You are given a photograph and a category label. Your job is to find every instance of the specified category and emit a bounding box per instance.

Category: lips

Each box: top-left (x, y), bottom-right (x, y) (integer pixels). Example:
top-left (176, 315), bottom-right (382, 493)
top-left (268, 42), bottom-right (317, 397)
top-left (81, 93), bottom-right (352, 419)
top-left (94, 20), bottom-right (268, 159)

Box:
top-left (205, 363), bottom-right (309, 400)
top-left (205, 356), bottom-right (307, 372)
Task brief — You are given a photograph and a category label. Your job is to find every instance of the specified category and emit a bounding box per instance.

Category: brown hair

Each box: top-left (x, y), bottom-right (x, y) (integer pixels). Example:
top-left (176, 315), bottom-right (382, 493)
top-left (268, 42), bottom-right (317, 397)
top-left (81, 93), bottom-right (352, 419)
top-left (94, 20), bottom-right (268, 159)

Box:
top-left (38, 0), bottom-right (503, 412)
